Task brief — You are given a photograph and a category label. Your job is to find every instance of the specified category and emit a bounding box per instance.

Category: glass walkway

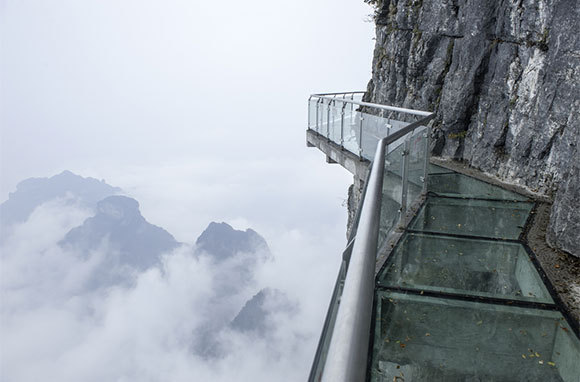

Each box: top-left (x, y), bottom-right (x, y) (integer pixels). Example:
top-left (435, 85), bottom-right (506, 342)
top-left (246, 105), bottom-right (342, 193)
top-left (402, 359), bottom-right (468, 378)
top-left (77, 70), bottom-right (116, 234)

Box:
top-left (306, 92), bottom-right (580, 382)
top-left (372, 166), bottom-right (579, 381)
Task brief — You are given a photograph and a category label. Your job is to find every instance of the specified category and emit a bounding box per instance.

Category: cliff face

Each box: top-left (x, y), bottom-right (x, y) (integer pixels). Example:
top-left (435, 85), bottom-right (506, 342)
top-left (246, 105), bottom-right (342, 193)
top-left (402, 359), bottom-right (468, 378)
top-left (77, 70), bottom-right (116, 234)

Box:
top-left (363, 0), bottom-right (579, 256)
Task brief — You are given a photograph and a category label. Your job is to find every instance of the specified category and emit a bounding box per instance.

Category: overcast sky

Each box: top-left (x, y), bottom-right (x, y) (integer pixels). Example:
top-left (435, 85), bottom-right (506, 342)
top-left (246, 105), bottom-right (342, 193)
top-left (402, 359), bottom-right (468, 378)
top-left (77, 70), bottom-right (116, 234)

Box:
top-left (0, 0), bottom-right (375, 239)
top-left (1, 0), bottom-right (375, 380)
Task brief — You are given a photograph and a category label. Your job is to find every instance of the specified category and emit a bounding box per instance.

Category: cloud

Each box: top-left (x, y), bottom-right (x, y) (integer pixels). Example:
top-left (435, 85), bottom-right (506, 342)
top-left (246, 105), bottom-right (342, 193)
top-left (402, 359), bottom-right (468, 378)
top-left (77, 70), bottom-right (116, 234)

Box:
top-left (0, 0), bottom-right (374, 202)
top-left (1, 197), bottom-right (344, 381)
top-left (0, 1), bottom-right (373, 378)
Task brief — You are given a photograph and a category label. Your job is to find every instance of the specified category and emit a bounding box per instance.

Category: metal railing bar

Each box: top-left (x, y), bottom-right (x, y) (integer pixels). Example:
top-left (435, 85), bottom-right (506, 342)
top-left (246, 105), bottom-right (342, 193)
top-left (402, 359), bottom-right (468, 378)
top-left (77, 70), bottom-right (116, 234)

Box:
top-left (311, 94), bottom-right (433, 117)
top-left (308, 245), bottom-right (352, 382)
top-left (422, 127), bottom-right (431, 194)
top-left (327, 101), bottom-right (331, 138)
top-left (340, 103), bottom-right (346, 146)
top-left (321, 137), bottom-right (387, 382)
top-left (400, 137), bottom-right (411, 216)
top-left (382, 115), bottom-right (436, 146)
top-left (312, 91), bottom-right (366, 97)
top-left (308, 96), bottom-right (313, 130)
top-left (358, 115), bottom-right (364, 157)
top-left (307, 94), bottom-right (436, 381)
top-left (308, 161), bottom-right (374, 382)
top-left (315, 98), bottom-right (322, 132)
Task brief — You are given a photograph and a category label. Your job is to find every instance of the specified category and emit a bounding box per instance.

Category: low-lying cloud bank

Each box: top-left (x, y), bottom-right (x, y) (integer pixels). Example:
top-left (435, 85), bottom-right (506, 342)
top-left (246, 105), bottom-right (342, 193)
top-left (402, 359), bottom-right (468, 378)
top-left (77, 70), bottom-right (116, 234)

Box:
top-left (1, 192), bottom-right (341, 381)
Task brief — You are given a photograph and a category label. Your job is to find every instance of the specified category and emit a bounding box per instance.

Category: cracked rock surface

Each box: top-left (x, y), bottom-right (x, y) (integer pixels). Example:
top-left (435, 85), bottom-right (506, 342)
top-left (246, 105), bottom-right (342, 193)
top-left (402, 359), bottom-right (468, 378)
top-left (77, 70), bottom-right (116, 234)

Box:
top-left (363, 0), bottom-right (579, 257)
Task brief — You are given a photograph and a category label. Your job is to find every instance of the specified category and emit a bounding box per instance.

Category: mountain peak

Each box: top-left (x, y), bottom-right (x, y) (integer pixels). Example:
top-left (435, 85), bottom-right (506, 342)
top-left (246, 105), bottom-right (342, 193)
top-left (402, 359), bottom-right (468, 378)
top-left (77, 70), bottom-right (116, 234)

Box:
top-left (1, 171), bottom-right (121, 239)
top-left (97, 195), bottom-right (140, 221)
top-left (195, 222), bottom-right (270, 261)
top-left (61, 195), bottom-right (179, 270)
top-left (231, 288), bottom-right (297, 335)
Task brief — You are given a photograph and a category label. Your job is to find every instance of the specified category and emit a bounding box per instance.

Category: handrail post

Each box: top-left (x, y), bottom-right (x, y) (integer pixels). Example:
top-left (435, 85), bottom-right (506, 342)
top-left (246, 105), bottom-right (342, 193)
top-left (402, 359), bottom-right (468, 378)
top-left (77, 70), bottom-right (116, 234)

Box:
top-left (341, 102), bottom-right (347, 148)
top-left (350, 94), bottom-right (354, 125)
top-left (400, 137), bottom-right (411, 219)
top-left (422, 124), bottom-right (431, 195)
top-left (308, 96), bottom-right (313, 130)
top-left (327, 100), bottom-right (332, 140)
top-left (358, 115), bottom-right (364, 158)
top-left (316, 98), bottom-right (323, 133)
top-left (385, 125), bottom-right (391, 154)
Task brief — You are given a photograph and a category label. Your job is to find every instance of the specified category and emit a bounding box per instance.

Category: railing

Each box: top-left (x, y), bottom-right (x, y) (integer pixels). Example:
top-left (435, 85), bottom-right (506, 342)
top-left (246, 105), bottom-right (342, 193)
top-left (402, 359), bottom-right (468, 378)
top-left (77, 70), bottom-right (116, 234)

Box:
top-left (308, 92), bottom-right (433, 161)
top-left (307, 92), bottom-right (435, 382)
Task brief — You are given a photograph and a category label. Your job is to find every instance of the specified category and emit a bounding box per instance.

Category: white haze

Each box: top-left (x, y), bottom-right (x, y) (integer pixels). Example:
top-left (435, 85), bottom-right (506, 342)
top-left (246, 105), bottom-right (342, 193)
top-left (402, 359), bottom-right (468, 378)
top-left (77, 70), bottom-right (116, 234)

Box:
top-left (1, 199), bottom-right (345, 381)
top-left (0, 0), bottom-right (374, 380)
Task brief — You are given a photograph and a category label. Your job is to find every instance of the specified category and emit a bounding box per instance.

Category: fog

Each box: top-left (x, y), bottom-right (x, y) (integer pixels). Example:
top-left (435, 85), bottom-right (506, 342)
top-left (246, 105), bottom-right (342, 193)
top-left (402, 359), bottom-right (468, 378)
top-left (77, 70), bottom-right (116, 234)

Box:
top-left (1, 201), bottom-right (315, 381)
top-left (0, 0), bottom-right (374, 380)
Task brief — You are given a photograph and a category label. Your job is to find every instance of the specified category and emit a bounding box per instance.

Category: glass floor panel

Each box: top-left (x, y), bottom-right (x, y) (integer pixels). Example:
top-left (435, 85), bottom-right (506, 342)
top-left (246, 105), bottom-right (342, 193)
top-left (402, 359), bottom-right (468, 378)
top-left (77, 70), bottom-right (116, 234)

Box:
top-left (370, 291), bottom-right (580, 382)
top-left (370, 168), bottom-right (578, 382)
top-left (378, 233), bottom-right (554, 304)
top-left (410, 197), bottom-right (533, 239)
top-left (428, 173), bottom-right (530, 201)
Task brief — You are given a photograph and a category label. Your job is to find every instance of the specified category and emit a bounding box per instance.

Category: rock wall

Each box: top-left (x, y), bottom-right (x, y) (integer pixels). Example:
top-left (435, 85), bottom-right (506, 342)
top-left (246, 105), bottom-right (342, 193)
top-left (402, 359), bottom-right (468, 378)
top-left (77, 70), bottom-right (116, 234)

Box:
top-left (347, 176), bottom-right (367, 239)
top-left (363, 0), bottom-right (579, 256)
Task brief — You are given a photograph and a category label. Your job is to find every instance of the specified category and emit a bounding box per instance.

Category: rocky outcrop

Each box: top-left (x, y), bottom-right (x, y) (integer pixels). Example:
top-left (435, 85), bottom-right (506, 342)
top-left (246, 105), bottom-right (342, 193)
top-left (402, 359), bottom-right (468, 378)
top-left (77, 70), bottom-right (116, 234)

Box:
top-left (231, 288), bottom-right (296, 335)
top-left (363, 0), bottom-right (579, 256)
top-left (61, 195), bottom-right (180, 269)
top-left (347, 178), bottom-right (367, 239)
top-left (195, 222), bottom-right (271, 261)
top-left (194, 222), bottom-right (272, 298)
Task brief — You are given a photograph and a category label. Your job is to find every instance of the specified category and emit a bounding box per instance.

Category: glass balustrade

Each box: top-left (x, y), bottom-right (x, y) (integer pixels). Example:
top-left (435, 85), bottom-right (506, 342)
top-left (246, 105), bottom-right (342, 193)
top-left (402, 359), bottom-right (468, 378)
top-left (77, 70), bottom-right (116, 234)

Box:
top-left (307, 92), bottom-right (579, 382)
top-left (307, 94), bottom-right (415, 161)
top-left (308, 93), bottom-right (434, 381)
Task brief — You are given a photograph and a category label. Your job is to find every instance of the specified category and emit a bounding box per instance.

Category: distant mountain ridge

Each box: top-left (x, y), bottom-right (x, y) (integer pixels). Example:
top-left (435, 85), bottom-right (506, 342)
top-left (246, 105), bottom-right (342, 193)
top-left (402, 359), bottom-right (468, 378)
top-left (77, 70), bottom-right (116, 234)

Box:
top-left (2, 170), bottom-right (297, 361)
top-left (60, 195), bottom-right (180, 270)
top-left (195, 222), bottom-right (270, 261)
top-left (2, 171), bottom-right (273, 288)
top-left (0, 171), bottom-right (120, 241)
top-left (1, 170), bottom-right (120, 225)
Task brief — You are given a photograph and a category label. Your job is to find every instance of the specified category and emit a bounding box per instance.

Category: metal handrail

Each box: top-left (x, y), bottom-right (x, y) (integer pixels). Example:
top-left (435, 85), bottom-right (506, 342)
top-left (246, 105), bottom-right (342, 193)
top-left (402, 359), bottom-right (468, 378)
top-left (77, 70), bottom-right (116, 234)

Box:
top-left (307, 93), bottom-right (435, 381)
top-left (381, 114), bottom-right (435, 146)
top-left (308, 161), bottom-right (374, 382)
top-left (307, 243), bottom-right (351, 382)
top-left (311, 94), bottom-right (433, 118)
top-left (311, 91), bottom-right (366, 97)
top-left (321, 137), bottom-right (387, 382)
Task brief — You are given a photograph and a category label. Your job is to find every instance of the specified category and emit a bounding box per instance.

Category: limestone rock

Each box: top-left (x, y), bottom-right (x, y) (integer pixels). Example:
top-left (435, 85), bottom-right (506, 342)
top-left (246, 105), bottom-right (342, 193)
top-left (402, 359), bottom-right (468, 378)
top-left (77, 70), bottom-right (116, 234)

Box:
top-left (61, 195), bottom-right (180, 270)
top-left (195, 222), bottom-right (270, 261)
top-left (231, 288), bottom-right (297, 335)
top-left (364, 0), bottom-right (579, 256)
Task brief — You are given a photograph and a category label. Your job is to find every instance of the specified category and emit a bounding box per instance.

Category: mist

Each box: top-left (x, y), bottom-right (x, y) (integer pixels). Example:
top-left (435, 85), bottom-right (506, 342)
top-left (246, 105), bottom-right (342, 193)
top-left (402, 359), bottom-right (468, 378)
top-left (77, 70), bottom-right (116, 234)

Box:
top-left (0, 0), bottom-right (374, 380)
